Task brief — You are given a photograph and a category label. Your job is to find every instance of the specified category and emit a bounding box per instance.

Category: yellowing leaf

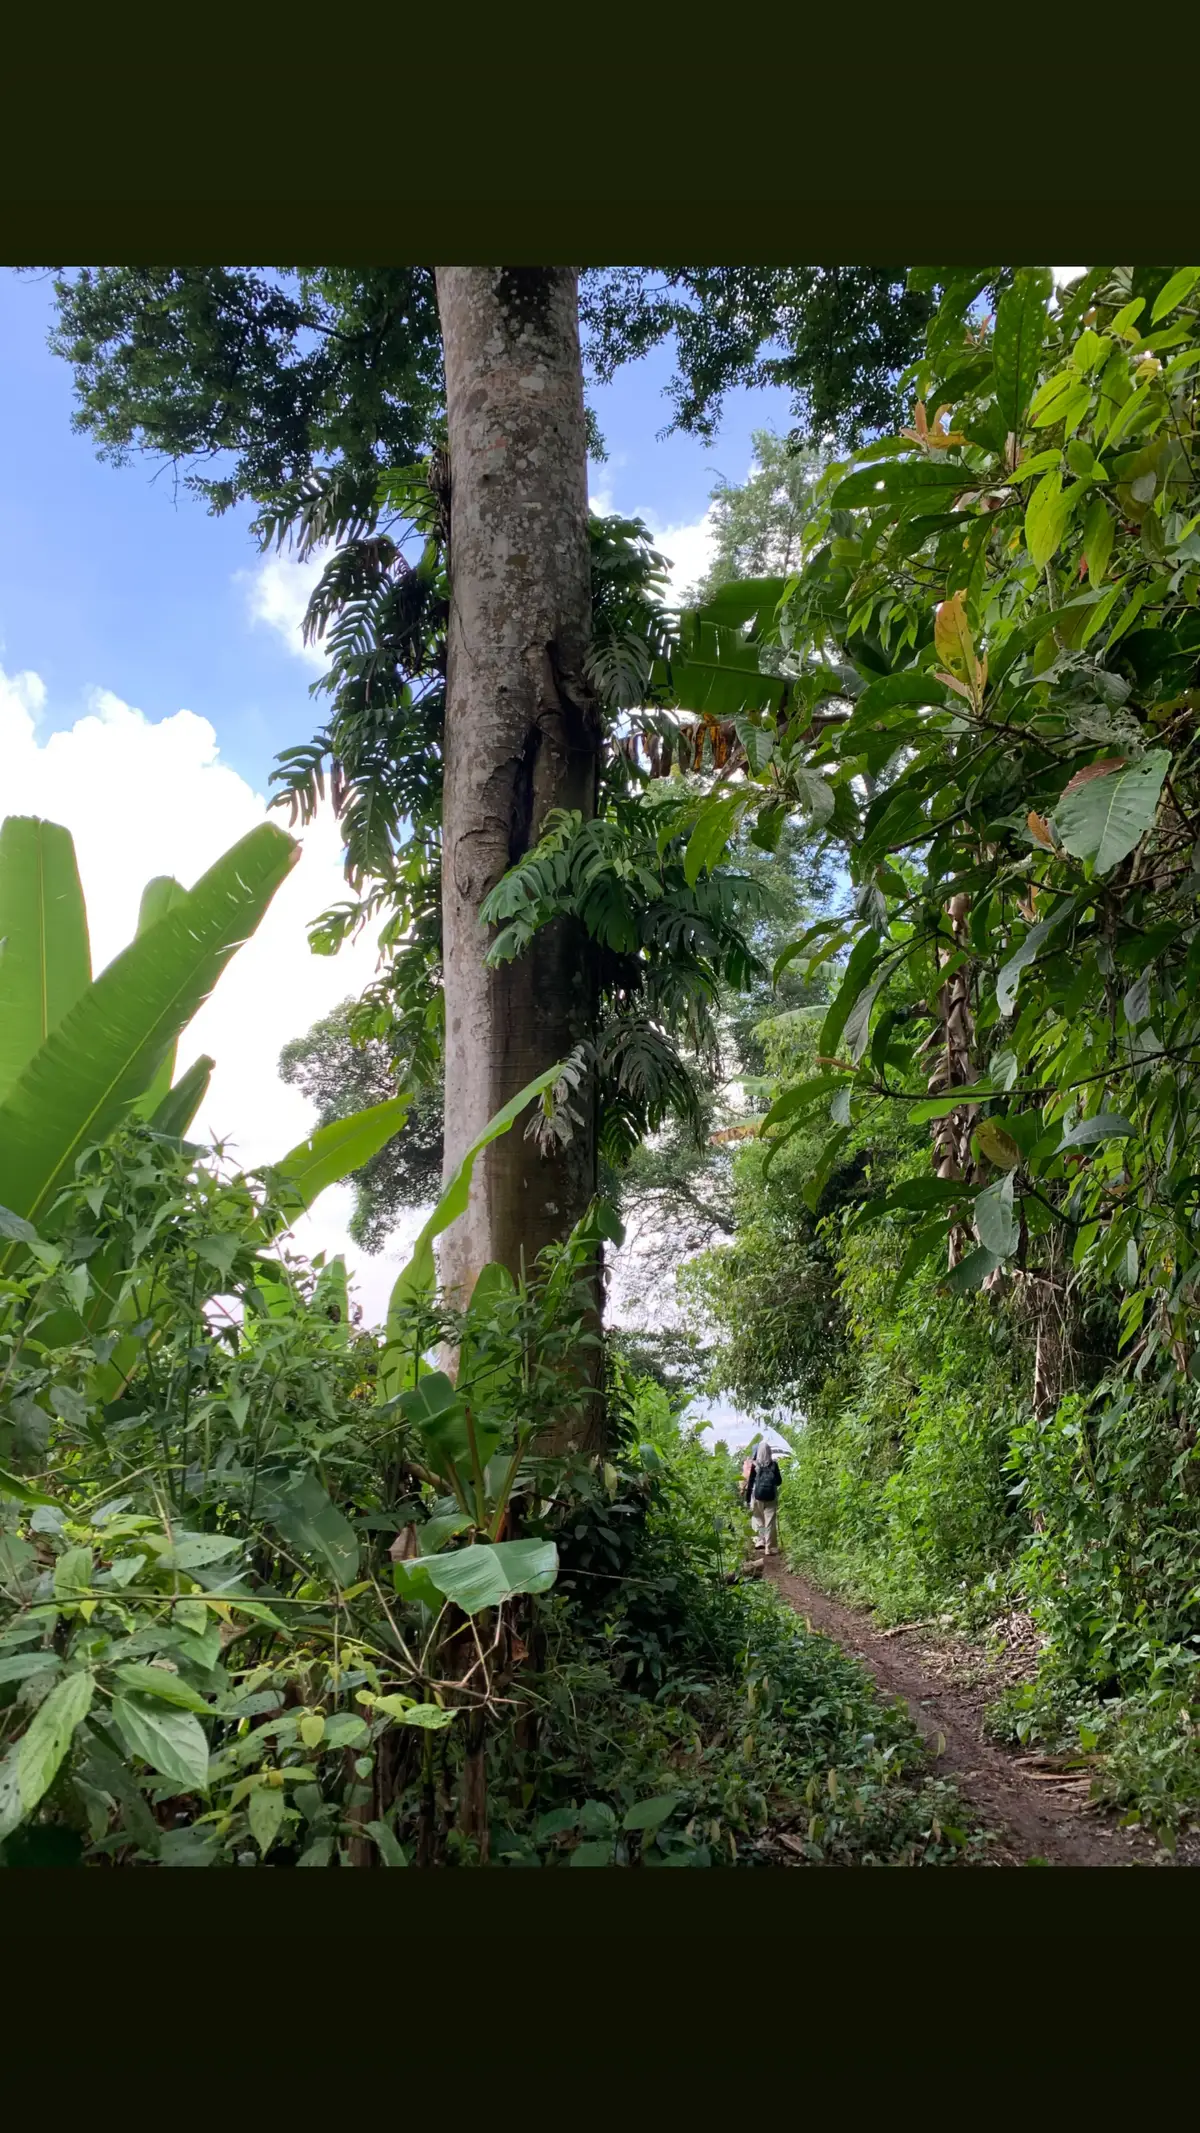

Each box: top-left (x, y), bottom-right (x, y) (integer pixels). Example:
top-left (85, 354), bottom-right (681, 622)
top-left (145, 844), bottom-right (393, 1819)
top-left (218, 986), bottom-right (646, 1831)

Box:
top-left (1027, 811), bottom-right (1054, 847)
top-left (975, 1120), bottom-right (1022, 1172)
top-left (934, 592), bottom-right (975, 677)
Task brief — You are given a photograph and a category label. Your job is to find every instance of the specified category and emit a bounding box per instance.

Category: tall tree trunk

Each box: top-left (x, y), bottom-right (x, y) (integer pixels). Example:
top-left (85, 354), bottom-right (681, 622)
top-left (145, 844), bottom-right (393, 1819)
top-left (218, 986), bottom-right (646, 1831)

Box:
top-left (435, 268), bottom-right (600, 1335)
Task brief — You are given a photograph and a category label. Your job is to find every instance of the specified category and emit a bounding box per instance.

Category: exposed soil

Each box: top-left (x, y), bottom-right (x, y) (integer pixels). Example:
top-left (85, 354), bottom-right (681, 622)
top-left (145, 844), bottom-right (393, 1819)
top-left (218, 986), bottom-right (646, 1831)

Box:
top-left (764, 1557), bottom-right (1194, 1868)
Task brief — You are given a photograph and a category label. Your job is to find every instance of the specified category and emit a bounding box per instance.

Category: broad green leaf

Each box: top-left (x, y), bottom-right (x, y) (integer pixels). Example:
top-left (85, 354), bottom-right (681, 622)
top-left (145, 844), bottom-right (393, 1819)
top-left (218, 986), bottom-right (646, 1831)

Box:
top-left (0, 1748), bottom-right (22, 1843)
top-left (0, 1650), bottom-right (60, 1685)
top-left (0, 1464), bottom-right (57, 1508)
top-left (1025, 472), bottom-right (1071, 568)
top-left (1029, 373), bottom-right (1090, 432)
top-left (829, 460), bottom-right (970, 512)
top-left (1101, 381), bottom-right (1150, 453)
top-left (996, 897), bottom-right (1077, 1016)
top-left (365, 1818), bottom-right (409, 1865)
top-left (842, 671), bottom-right (948, 731)
top-left (0, 822), bottom-right (298, 1264)
top-left (1055, 753), bottom-right (1169, 875)
top-left (974, 1172), bottom-right (1018, 1256)
top-left (248, 1783), bottom-right (286, 1857)
top-left (53, 1546), bottom-right (93, 1599)
top-left (993, 268), bottom-right (1051, 433)
top-left (1105, 582), bottom-right (1148, 651)
top-left (157, 1532), bottom-right (242, 1571)
top-left (843, 970), bottom-right (889, 1065)
top-left (420, 1538), bottom-right (559, 1616)
top-left (684, 793), bottom-right (745, 887)
top-left (906, 1087), bottom-right (994, 1124)
top-left (691, 576), bottom-right (789, 631)
top-left (112, 1664), bottom-right (213, 1714)
top-left (1081, 493), bottom-right (1114, 588)
top-left (260, 1467), bottom-right (360, 1588)
top-left (17, 1668), bottom-right (94, 1813)
top-left (391, 1557), bottom-right (447, 1612)
top-left (399, 1371), bottom-right (459, 1429)
top-left (569, 1839), bottom-right (614, 1867)
top-left (148, 1055), bottom-right (213, 1141)
top-left (761, 1076), bottom-right (852, 1133)
top-left (989, 1049), bottom-right (1018, 1092)
top-left (417, 1513), bottom-right (472, 1556)
top-left (818, 934), bottom-right (882, 1064)
top-left (1059, 1112), bottom-right (1136, 1148)
top-left (112, 1695), bottom-right (210, 1793)
top-left (947, 1244), bottom-right (1002, 1294)
top-left (849, 1177), bottom-right (967, 1231)
top-left (623, 1794), bottom-right (680, 1833)
top-left (1150, 266), bottom-right (1200, 323)
top-left (266, 1091), bottom-right (413, 1230)
top-left (132, 876), bottom-right (189, 1118)
top-left (362, 1687), bottom-right (456, 1729)
top-left (0, 817), bottom-right (91, 1104)
top-left (321, 1713), bottom-right (368, 1750)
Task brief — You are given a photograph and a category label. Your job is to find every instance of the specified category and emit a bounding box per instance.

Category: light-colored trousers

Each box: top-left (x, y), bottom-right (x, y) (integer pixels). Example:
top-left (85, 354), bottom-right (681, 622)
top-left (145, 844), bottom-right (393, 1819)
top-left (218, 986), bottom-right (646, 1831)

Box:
top-left (751, 1497), bottom-right (778, 1552)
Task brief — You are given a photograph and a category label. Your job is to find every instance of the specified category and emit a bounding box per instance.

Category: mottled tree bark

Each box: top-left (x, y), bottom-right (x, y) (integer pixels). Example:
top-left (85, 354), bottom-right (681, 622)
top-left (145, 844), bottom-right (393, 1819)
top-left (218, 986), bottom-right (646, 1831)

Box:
top-left (435, 268), bottom-right (599, 1336)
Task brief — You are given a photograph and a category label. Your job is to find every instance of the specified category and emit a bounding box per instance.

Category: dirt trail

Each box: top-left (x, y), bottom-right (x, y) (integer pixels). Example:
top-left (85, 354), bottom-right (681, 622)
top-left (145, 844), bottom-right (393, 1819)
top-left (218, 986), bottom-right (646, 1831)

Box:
top-left (766, 1559), bottom-right (1183, 1867)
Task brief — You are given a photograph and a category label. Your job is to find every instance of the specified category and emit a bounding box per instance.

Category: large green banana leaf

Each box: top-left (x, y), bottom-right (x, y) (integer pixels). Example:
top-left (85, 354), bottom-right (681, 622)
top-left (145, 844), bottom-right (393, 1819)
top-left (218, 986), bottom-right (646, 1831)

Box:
top-left (132, 876), bottom-right (190, 1119)
top-left (263, 1092), bottom-right (413, 1235)
top-left (0, 817), bottom-right (92, 1104)
top-left (147, 1054), bottom-right (214, 1143)
top-left (0, 822), bottom-right (298, 1267)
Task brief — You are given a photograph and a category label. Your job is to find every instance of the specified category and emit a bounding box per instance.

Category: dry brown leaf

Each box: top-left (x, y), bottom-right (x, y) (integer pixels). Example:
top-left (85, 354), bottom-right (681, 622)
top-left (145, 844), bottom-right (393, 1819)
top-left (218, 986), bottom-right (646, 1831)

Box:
top-left (1061, 757), bottom-right (1126, 798)
top-left (1027, 810), bottom-right (1054, 847)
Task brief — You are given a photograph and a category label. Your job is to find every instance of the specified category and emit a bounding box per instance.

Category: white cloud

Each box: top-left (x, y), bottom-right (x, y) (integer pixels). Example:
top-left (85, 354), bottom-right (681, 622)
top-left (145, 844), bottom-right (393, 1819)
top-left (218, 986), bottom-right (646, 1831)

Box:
top-left (239, 550), bottom-right (328, 670)
top-left (0, 663), bottom-right (414, 1326)
top-left (590, 484), bottom-right (719, 603)
top-left (646, 506), bottom-right (719, 603)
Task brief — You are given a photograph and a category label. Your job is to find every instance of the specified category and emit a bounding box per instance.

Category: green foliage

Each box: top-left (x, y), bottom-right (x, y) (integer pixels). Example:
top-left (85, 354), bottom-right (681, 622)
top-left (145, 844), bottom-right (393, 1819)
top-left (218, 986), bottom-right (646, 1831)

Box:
top-left (0, 823), bottom-right (298, 1252)
top-left (480, 793), bottom-right (772, 1164)
top-left (652, 266), bottom-right (1200, 1834)
top-left (580, 269), bottom-right (936, 450)
top-left (0, 816), bottom-right (91, 1102)
top-left (279, 1001), bottom-right (443, 1253)
top-left (684, 431), bottom-right (829, 606)
top-left (485, 1373), bottom-right (989, 1867)
top-left (45, 267), bottom-right (444, 518)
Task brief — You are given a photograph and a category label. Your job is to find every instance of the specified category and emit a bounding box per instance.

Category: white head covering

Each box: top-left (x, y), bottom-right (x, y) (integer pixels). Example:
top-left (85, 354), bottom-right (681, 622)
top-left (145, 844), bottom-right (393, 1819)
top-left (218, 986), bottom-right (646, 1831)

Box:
top-left (754, 1437), bottom-right (773, 1470)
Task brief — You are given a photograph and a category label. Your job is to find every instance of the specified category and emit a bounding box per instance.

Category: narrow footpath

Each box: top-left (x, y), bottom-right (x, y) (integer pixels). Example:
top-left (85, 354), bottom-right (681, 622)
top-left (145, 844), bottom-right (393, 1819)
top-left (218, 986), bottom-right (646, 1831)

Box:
top-left (766, 1559), bottom-right (1189, 1868)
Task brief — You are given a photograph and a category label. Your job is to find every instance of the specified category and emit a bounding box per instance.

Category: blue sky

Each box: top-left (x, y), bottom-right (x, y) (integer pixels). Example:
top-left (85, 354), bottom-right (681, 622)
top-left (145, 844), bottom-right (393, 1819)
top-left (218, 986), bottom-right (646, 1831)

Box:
top-left (0, 269), bottom-right (791, 791)
top-left (0, 266), bottom-right (793, 1333)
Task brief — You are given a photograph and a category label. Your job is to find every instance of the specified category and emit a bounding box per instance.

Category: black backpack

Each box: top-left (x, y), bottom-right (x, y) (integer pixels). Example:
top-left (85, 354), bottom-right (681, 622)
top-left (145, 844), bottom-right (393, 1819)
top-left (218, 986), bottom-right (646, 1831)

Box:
top-left (753, 1459), bottom-right (779, 1503)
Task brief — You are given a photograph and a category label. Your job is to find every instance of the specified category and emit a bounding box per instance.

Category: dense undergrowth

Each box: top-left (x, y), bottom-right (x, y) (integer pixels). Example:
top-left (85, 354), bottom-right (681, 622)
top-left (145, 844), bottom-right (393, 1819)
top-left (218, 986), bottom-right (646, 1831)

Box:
top-left (479, 1383), bottom-right (988, 1868)
top-left (696, 1128), bottom-right (1200, 1843)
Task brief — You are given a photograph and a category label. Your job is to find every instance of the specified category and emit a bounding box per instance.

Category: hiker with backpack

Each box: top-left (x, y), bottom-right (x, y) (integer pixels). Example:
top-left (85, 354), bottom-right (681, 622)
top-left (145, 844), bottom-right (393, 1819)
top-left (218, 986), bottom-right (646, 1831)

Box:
top-left (744, 1436), bottom-right (783, 1556)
